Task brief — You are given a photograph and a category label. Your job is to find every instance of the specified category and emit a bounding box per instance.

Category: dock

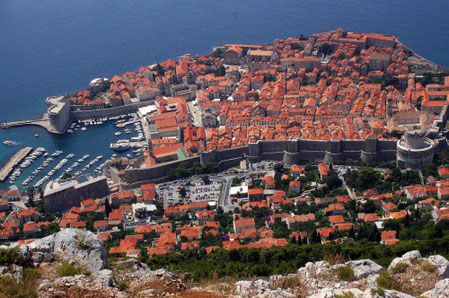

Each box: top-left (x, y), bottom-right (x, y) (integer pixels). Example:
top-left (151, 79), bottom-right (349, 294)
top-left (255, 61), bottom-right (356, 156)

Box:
top-left (0, 147), bottom-right (33, 182)
top-left (116, 118), bottom-right (140, 128)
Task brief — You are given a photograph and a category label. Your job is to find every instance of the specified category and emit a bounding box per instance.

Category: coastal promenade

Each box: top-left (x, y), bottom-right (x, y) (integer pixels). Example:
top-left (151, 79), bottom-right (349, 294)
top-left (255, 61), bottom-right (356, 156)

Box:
top-left (0, 147), bottom-right (33, 182)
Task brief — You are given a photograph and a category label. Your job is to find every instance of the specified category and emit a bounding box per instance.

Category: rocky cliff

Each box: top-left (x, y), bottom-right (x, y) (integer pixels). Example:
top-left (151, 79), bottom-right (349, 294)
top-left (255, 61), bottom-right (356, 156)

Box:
top-left (2, 229), bottom-right (449, 297)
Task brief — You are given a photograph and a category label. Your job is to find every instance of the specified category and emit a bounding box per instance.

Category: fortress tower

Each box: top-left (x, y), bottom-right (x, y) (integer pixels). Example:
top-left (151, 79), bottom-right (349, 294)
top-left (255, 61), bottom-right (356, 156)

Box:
top-left (397, 128), bottom-right (436, 169)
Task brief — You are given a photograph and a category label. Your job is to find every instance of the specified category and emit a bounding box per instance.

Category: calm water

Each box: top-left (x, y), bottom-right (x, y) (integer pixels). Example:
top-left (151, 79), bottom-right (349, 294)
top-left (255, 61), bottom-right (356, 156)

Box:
top-left (1, 0), bottom-right (449, 189)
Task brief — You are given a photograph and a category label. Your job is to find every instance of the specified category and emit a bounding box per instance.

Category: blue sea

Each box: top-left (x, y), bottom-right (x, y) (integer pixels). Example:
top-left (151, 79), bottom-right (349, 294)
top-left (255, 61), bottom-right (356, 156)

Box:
top-left (1, 0), bottom-right (448, 190)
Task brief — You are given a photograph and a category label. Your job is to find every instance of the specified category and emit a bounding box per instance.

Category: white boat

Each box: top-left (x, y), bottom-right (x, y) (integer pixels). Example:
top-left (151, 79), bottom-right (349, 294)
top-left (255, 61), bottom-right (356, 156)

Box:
top-left (114, 132), bottom-right (122, 136)
top-left (3, 140), bottom-right (14, 146)
top-left (110, 139), bottom-right (131, 152)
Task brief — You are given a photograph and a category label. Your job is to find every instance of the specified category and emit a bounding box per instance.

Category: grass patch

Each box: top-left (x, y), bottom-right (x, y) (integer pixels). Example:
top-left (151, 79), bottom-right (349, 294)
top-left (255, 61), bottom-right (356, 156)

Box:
top-left (0, 275), bottom-right (38, 298)
top-left (335, 293), bottom-right (355, 298)
top-left (392, 263), bottom-right (409, 274)
top-left (56, 263), bottom-right (91, 277)
top-left (337, 266), bottom-right (355, 282)
top-left (371, 287), bottom-right (385, 296)
top-left (421, 262), bottom-right (437, 273)
top-left (277, 276), bottom-right (301, 289)
top-left (376, 270), bottom-right (400, 290)
top-left (117, 280), bottom-right (129, 291)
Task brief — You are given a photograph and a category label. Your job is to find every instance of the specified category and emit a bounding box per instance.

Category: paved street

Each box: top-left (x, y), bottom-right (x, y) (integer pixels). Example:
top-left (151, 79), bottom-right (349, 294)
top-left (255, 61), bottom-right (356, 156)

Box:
top-left (188, 101), bottom-right (202, 127)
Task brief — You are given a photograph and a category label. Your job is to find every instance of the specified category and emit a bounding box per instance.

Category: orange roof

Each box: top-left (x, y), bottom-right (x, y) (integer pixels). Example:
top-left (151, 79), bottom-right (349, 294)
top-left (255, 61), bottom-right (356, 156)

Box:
top-left (337, 223), bottom-right (353, 231)
top-left (248, 188), bottom-right (264, 196)
top-left (23, 222), bottom-right (37, 232)
top-left (316, 227), bottom-right (336, 238)
top-left (181, 241), bottom-right (200, 250)
top-left (329, 215), bottom-right (345, 224)
top-left (152, 143), bottom-right (184, 159)
top-left (383, 202), bottom-right (397, 211)
top-left (364, 213), bottom-right (379, 222)
top-left (234, 217), bottom-right (255, 228)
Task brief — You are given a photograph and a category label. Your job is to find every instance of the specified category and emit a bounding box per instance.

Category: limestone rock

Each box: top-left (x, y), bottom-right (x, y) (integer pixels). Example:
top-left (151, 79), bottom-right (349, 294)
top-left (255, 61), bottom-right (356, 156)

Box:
top-left (309, 288), bottom-right (364, 298)
top-left (420, 278), bottom-right (449, 298)
top-left (362, 288), bottom-right (414, 298)
top-left (0, 264), bottom-right (23, 282)
top-left (28, 228), bottom-right (107, 271)
top-left (347, 259), bottom-right (383, 279)
top-left (93, 269), bottom-right (114, 287)
top-left (235, 279), bottom-right (270, 296)
top-left (388, 250), bottom-right (422, 271)
top-left (427, 255), bottom-right (449, 278)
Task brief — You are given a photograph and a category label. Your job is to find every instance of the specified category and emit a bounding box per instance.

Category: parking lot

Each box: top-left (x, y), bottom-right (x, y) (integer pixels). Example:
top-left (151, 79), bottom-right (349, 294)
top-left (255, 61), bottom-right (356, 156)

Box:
top-left (157, 178), bottom-right (222, 208)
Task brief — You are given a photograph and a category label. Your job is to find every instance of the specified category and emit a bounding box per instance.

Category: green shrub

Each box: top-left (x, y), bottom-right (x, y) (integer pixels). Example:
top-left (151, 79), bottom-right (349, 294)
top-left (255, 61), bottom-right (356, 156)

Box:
top-left (421, 262), bottom-right (437, 273)
top-left (117, 280), bottom-right (129, 291)
top-left (392, 263), bottom-right (409, 274)
top-left (337, 266), bottom-right (355, 281)
top-left (371, 287), bottom-right (385, 296)
top-left (0, 248), bottom-right (23, 265)
top-left (376, 270), bottom-right (399, 290)
top-left (56, 263), bottom-right (91, 277)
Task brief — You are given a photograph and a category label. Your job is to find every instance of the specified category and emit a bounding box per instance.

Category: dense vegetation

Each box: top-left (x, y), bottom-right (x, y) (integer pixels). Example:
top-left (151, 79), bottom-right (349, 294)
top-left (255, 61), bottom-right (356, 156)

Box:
top-left (345, 166), bottom-right (420, 194)
top-left (167, 162), bottom-right (219, 180)
top-left (0, 247), bottom-right (23, 266)
top-left (144, 236), bottom-right (449, 281)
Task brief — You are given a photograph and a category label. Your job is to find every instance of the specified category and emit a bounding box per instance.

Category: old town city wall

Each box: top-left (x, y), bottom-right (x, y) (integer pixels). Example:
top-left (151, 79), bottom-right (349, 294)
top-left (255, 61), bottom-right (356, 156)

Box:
top-left (114, 156), bottom-right (201, 185)
top-left (71, 101), bottom-right (153, 120)
top-left (113, 138), bottom-right (398, 186)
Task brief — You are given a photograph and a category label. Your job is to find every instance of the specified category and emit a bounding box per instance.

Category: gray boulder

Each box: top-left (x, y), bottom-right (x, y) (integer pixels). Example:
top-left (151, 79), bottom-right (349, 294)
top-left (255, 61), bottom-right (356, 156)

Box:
top-left (347, 259), bottom-right (383, 279)
top-left (235, 279), bottom-right (270, 296)
top-left (309, 288), bottom-right (364, 298)
top-left (427, 255), bottom-right (449, 278)
top-left (93, 269), bottom-right (114, 287)
top-left (28, 228), bottom-right (107, 271)
top-left (388, 250), bottom-right (422, 271)
top-left (362, 288), bottom-right (414, 298)
top-left (420, 278), bottom-right (449, 298)
top-left (0, 264), bottom-right (23, 282)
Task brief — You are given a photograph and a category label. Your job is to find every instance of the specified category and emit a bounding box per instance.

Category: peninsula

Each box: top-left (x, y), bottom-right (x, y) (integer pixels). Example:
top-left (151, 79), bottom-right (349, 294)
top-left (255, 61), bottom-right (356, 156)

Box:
top-left (3, 29), bottom-right (449, 297)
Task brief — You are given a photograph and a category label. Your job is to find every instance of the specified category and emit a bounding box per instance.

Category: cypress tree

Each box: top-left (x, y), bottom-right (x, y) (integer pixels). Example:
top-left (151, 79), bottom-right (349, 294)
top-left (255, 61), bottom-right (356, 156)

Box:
top-left (105, 198), bottom-right (112, 218)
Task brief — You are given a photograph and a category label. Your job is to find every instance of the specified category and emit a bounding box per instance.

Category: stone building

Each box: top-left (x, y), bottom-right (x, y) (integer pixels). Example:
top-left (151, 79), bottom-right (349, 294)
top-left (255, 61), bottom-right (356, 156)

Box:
top-left (397, 129), bottom-right (436, 170)
top-left (43, 176), bottom-right (110, 213)
top-left (46, 95), bottom-right (72, 134)
top-left (224, 47), bottom-right (243, 65)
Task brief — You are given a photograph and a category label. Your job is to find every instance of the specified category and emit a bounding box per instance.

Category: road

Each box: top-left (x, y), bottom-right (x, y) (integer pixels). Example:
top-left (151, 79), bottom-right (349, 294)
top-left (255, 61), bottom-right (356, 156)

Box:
top-left (187, 102), bottom-right (202, 127)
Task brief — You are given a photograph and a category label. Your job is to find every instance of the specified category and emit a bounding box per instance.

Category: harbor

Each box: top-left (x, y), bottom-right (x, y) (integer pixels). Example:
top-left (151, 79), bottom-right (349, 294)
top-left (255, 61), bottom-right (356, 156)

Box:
top-left (0, 112), bottom-right (149, 191)
top-left (0, 147), bottom-right (33, 182)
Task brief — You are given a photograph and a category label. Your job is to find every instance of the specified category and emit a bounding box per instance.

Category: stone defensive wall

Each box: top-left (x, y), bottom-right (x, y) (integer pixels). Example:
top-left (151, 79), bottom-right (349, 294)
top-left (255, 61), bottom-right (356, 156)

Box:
top-left (115, 156), bottom-right (201, 185)
top-left (71, 100), bottom-right (154, 120)
top-left (113, 138), bottom-right (398, 186)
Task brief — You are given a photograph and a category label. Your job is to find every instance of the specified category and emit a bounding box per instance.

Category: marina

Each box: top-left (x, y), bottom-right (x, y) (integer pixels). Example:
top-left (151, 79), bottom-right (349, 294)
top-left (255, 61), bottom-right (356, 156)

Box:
top-left (0, 112), bottom-right (148, 191)
top-left (0, 147), bottom-right (33, 182)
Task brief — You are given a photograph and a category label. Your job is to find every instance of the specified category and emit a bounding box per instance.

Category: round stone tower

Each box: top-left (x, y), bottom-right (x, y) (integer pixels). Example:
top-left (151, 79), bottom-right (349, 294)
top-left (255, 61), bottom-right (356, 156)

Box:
top-left (397, 128), bottom-right (436, 170)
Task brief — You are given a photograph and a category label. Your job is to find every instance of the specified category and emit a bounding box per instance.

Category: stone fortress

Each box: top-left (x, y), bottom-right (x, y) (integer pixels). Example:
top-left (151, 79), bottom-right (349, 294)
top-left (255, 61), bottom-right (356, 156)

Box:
top-left (397, 129), bottom-right (437, 169)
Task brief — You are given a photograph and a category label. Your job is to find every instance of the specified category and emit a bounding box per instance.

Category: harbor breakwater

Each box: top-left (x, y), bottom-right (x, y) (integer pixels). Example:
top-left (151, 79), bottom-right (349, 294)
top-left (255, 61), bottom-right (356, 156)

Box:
top-left (1, 96), bottom-right (155, 134)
